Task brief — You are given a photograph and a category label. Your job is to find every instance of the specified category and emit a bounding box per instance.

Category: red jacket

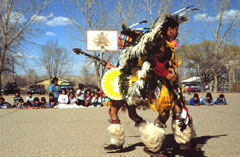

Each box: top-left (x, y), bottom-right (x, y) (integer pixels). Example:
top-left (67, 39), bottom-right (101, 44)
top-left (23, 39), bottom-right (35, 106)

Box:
top-left (153, 52), bottom-right (170, 77)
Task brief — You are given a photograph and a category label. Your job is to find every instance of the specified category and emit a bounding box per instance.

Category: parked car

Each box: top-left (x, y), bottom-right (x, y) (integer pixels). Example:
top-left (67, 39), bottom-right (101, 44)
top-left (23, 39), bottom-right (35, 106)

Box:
top-left (26, 85), bottom-right (46, 95)
top-left (191, 85), bottom-right (202, 92)
top-left (3, 82), bottom-right (20, 95)
top-left (59, 82), bottom-right (74, 91)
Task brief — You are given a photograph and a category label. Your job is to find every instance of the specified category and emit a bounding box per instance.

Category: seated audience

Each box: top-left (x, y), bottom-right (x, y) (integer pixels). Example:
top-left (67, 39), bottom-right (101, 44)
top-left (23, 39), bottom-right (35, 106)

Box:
top-left (26, 92), bottom-right (34, 104)
top-left (84, 90), bottom-right (91, 107)
top-left (18, 98), bottom-right (25, 109)
top-left (201, 92), bottom-right (213, 106)
top-left (91, 93), bottom-right (102, 107)
top-left (188, 93), bottom-right (200, 106)
top-left (13, 91), bottom-right (23, 108)
top-left (40, 97), bottom-right (49, 108)
top-left (0, 97), bottom-right (8, 108)
top-left (49, 93), bottom-right (55, 103)
top-left (77, 85), bottom-right (85, 106)
top-left (214, 94), bottom-right (227, 105)
top-left (69, 92), bottom-right (77, 105)
top-left (58, 88), bottom-right (68, 104)
top-left (32, 97), bottom-right (40, 109)
top-left (49, 99), bottom-right (56, 108)
top-left (94, 87), bottom-right (103, 97)
top-left (102, 93), bottom-right (110, 104)
top-left (68, 88), bottom-right (74, 94)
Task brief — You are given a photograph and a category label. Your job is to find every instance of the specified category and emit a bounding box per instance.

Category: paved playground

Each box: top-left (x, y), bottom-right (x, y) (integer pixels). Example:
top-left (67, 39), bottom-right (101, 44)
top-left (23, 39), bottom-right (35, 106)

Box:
top-left (0, 93), bottom-right (239, 157)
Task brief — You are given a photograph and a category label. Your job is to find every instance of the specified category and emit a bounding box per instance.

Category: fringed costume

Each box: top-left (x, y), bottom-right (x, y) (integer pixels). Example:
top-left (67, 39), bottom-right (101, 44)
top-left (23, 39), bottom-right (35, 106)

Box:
top-left (104, 9), bottom-right (197, 152)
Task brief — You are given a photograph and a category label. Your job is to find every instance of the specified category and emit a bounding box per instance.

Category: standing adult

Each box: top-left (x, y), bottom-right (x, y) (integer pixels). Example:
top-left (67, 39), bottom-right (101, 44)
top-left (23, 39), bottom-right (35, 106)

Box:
top-left (49, 77), bottom-right (61, 103)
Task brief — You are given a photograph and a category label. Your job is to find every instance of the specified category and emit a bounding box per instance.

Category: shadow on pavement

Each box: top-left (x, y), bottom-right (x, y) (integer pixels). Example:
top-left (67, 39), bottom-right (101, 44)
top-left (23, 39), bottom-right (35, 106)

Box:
top-left (107, 134), bottom-right (227, 157)
top-left (157, 134), bottom-right (227, 157)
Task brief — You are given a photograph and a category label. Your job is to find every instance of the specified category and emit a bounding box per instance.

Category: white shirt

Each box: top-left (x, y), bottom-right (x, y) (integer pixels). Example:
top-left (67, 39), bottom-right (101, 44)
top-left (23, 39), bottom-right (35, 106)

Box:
top-left (58, 94), bottom-right (68, 104)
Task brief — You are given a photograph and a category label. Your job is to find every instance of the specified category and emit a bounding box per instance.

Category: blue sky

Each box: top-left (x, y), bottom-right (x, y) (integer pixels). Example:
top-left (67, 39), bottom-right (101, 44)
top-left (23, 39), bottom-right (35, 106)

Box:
top-left (19, 0), bottom-right (240, 76)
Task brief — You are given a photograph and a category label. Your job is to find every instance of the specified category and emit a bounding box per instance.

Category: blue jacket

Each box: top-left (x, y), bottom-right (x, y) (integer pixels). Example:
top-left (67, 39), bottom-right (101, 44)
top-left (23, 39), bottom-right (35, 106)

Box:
top-left (213, 97), bottom-right (227, 105)
top-left (189, 97), bottom-right (200, 105)
top-left (201, 96), bottom-right (213, 106)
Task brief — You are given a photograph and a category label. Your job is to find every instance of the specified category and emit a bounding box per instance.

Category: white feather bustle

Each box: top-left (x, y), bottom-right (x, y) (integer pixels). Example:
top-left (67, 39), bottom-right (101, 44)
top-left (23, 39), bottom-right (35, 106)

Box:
top-left (171, 121), bottom-right (196, 144)
top-left (120, 14), bottom-right (166, 105)
top-left (139, 122), bottom-right (165, 152)
top-left (107, 124), bottom-right (125, 147)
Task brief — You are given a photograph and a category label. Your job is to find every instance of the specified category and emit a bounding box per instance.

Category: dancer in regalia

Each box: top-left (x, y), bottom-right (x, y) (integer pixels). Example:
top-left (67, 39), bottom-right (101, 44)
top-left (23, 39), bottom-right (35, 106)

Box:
top-left (102, 9), bottom-right (197, 153)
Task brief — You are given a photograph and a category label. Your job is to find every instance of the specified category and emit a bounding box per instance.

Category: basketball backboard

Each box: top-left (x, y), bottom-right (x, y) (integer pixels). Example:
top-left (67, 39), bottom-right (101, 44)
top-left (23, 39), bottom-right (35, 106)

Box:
top-left (86, 30), bottom-right (118, 52)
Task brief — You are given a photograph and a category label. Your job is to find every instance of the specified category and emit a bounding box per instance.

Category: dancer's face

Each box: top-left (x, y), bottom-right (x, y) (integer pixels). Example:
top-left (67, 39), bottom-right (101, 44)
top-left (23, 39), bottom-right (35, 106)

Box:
top-left (167, 26), bottom-right (178, 40)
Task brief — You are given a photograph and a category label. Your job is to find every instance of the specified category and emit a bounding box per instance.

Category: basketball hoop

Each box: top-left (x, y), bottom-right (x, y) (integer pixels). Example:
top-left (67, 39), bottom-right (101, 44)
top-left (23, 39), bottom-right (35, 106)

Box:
top-left (86, 30), bottom-right (118, 52)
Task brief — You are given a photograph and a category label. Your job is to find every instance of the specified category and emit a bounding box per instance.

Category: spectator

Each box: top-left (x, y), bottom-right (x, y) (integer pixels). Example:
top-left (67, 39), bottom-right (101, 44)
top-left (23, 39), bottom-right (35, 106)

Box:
top-left (69, 92), bottom-right (77, 105)
top-left (13, 91), bottom-right (23, 108)
top-left (94, 87), bottom-right (103, 97)
top-left (32, 97), bottom-right (40, 109)
top-left (18, 99), bottom-right (25, 109)
top-left (188, 93), bottom-right (200, 106)
top-left (40, 97), bottom-right (48, 108)
top-left (76, 85), bottom-right (85, 106)
top-left (49, 99), bottom-right (56, 108)
top-left (49, 93), bottom-right (55, 103)
top-left (102, 93), bottom-right (110, 104)
top-left (187, 86), bottom-right (192, 95)
top-left (201, 93), bottom-right (213, 106)
top-left (84, 90), bottom-right (91, 107)
top-left (26, 92), bottom-right (34, 104)
top-left (0, 98), bottom-right (7, 108)
top-left (91, 93), bottom-right (102, 107)
top-left (58, 88), bottom-right (69, 108)
top-left (214, 94), bottom-right (227, 105)
top-left (49, 77), bottom-right (61, 102)
top-left (68, 88), bottom-right (74, 94)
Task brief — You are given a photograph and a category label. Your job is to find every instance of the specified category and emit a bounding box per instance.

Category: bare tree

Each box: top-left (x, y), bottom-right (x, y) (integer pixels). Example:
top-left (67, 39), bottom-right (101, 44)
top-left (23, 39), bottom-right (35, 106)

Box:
top-left (39, 40), bottom-right (73, 79)
top-left (0, 0), bottom-right (50, 89)
top-left (197, 0), bottom-right (240, 91)
top-left (177, 40), bottom-right (240, 90)
top-left (64, 0), bottom-right (176, 87)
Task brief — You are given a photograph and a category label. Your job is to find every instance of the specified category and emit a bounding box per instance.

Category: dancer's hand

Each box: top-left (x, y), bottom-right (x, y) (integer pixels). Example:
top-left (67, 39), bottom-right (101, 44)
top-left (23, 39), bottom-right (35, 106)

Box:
top-left (166, 73), bottom-right (177, 82)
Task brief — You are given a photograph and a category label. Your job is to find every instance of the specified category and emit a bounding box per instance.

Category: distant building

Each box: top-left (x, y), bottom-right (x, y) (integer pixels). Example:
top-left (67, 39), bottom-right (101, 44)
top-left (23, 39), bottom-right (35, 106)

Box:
top-left (36, 78), bottom-right (70, 92)
top-left (229, 60), bottom-right (240, 92)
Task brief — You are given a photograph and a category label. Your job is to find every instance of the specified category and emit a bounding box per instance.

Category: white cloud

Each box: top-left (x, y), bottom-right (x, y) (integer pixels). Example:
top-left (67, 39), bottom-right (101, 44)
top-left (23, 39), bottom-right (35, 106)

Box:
top-left (32, 13), bottom-right (54, 24)
top-left (46, 16), bottom-right (72, 26)
top-left (46, 31), bottom-right (55, 36)
top-left (194, 9), bottom-right (240, 23)
top-left (9, 12), bottom-right (26, 24)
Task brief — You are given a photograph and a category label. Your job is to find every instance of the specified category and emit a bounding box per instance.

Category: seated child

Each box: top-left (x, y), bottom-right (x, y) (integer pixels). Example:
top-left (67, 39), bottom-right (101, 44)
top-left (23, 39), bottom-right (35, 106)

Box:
top-left (84, 90), bottom-right (91, 107)
top-left (49, 93), bottom-right (55, 103)
top-left (26, 92), bottom-right (34, 104)
top-left (48, 99), bottom-right (56, 108)
top-left (91, 93), bottom-right (102, 107)
top-left (102, 93), bottom-right (110, 104)
top-left (32, 97), bottom-right (40, 109)
top-left (40, 97), bottom-right (48, 108)
top-left (76, 88), bottom-right (85, 106)
top-left (188, 93), bottom-right (200, 106)
top-left (18, 98), bottom-right (25, 109)
top-left (69, 92), bottom-right (77, 105)
top-left (214, 94), bottom-right (227, 105)
top-left (13, 91), bottom-right (23, 108)
top-left (0, 98), bottom-right (7, 108)
top-left (201, 92), bottom-right (213, 106)
top-left (58, 88), bottom-right (69, 108)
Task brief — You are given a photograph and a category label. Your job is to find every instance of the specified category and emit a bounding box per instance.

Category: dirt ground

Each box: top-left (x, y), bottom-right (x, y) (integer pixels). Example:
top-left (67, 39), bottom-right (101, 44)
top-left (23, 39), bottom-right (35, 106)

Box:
top-left (0, 93), bottom-right (239, 157)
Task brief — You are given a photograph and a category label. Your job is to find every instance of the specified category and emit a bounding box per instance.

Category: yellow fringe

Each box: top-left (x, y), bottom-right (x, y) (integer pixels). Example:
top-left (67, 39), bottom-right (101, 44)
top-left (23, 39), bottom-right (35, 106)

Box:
top-left (149, 81), bottom-right (175, 117)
